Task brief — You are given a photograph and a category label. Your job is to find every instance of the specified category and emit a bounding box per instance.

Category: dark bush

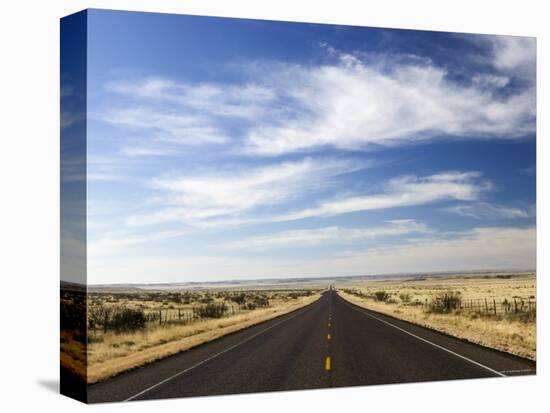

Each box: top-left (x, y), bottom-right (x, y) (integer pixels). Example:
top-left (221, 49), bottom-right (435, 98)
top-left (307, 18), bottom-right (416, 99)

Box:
top-left (399, 293), bottom-right (411, 303)
top-left (110, 307), bottom-right (146, 332)
top-left (431, 292), bottom-right (462, 312)
top-left (194, 302), bottom-right (227, 318)
top-left (230, 293), bottom-right (246, 306)
top-left (253, 296), bottom-right (270, 308)
top-left (374, 291), bottom-right (390, 302)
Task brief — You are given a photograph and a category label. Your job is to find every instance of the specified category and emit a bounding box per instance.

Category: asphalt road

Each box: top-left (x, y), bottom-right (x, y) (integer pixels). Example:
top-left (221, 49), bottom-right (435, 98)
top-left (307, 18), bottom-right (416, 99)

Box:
top-left (88, 290), bottom-right (535, 403)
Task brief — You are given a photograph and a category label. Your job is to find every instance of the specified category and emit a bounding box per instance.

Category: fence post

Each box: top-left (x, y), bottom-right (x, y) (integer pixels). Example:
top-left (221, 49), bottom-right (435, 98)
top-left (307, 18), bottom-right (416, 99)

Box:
top-left (514, 298), bottom-right (518, 313)
top-left (485, 299), bottom-right (488, 314)
top-left (493, 299), bottom-right (497, 316)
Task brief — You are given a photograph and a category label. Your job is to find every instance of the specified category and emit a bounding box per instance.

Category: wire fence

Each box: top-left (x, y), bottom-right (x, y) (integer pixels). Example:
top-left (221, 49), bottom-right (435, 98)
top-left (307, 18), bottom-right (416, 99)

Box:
top-left (425, 294), bottom-right (536, 316)
top-left (342, 289), bottom-right (536, 317)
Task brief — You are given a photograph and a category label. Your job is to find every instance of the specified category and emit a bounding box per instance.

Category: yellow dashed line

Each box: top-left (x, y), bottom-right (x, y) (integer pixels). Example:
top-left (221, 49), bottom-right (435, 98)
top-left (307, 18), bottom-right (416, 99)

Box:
top-left (326, 312), bottom-right (332, 371)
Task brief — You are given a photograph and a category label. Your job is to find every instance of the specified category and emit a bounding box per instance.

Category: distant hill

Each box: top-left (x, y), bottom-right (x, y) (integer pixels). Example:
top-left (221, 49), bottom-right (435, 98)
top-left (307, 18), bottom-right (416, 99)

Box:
top-left (85, 269), bottom-right (535, 293)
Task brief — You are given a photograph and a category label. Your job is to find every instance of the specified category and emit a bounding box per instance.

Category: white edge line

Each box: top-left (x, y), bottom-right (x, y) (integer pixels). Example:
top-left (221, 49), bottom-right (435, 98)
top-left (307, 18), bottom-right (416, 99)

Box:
top-left (338, 296), bottom-right (506, 378)
top-left (124, 302), bottom-right (317, 401)
top-left (499, 369), bottom-right (533, 374)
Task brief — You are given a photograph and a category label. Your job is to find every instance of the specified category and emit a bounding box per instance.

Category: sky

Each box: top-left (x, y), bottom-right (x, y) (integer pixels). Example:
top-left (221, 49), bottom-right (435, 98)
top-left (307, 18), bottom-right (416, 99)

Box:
top-left (80, 9), bottom-right (535, 284)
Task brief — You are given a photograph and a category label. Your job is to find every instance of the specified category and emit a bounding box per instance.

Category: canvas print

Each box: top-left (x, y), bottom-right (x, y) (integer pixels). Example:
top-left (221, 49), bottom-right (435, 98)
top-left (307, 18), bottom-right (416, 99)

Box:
top-left (60, 9), bottom-right (536, 404)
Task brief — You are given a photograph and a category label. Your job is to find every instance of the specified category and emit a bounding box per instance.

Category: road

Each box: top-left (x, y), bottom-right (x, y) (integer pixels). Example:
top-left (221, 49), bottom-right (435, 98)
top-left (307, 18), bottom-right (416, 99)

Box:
top-left (88, 290), bottom-right (535, 403)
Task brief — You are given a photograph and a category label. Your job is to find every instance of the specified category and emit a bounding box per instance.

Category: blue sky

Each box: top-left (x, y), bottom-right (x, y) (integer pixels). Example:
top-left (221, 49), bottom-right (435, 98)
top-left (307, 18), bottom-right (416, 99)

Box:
top-left (81, 9), bottom-right (536, 284)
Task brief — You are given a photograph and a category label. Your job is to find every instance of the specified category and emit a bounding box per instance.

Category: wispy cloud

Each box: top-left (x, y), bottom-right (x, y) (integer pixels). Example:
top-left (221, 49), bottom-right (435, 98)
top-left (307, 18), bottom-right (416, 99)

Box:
top-left (87, 157), bottom-right (127, 182)
top-left (223, 220), bottom-right (431, 251)
top-left (489, 36), bottom-right (536, 79)
top-left (102, 78), bottom-right (279, 149)
top-left (277, 171), bottom-right (491, 221)
top-left (60, 110), bottom-right (83, 129)
top-left (107, 78), bottom-right (276, 120)
top-left (127, 170), bottom-right (490, 228)
top-left (101, 42), bottom-right (535, 157)
top-left (88, 226), bottom-right (535, 283)
top-left (120, 145), bottom-right (174, 157)
top-left (102, 107), bottom-right (228, 146)
top-left (89, 229), bottom-right (187, 257)
top-left (329, 226), bottom-right (536, 274)
top-left (445, 202), bottom-right (534, 219)
top-left (244, 51), bottom-right (535, 155)
top-left (127, 157), bottom-right (365, 228)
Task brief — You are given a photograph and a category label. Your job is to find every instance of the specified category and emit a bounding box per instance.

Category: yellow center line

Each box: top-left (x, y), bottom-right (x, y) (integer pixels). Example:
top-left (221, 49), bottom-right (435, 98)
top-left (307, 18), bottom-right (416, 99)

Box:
top-left (325, 356), bottom-right (331, 371)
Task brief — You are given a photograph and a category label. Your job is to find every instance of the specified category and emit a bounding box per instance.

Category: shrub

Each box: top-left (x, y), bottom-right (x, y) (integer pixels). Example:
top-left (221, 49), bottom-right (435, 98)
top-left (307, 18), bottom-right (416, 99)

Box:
top-left (399, 293), bottom-right (411, 303)
top-left (230, 293), bottom-right (246, 306)
top-left (253, 296), bottom-right (270, 308)
top-left (374, 291), bottom-right (390, 302)
top-left (194, 302), bottom-right (227, 318)
top-left (431, 292), bottom-right (462, 312)
top-left (110, 307), bottom-right (146, 332)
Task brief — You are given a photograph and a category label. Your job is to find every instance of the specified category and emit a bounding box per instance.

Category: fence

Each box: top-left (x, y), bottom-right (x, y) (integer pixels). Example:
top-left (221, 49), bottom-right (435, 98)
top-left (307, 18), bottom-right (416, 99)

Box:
top-left (147, 301), bottom-right (246, 325)
top-left (342, 289), bottom-right (536, 318)
top-left (87, 296), bottom-right (273, 335)
top-left (425, 294), bottom-right (536, 316)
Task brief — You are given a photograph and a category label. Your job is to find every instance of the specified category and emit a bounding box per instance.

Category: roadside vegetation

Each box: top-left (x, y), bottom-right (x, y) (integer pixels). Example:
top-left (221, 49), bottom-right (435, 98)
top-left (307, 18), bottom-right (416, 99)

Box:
top-left (61, 288), bottom-right (320, 383)
top-left (60, 287), bottom-right (87, 380)
top-left (337, 272), bottom-right (536, 360)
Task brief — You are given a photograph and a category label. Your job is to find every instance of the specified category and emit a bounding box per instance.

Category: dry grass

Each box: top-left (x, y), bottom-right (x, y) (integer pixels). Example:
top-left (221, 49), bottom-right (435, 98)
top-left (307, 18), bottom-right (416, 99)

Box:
top-left (84, 293), bottom-right (320, 383)
top-left (336, 273), bottom-right (536, 360)
top-left (60, 330), bottom-right (86, 380)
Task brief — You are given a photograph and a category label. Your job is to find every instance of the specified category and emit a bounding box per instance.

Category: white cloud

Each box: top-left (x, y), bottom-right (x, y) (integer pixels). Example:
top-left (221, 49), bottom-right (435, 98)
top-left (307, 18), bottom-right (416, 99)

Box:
top-left (108, 77), bottom-right (276, 120)
top-left (471, 74), bottom-right (510, 89)
top-left (120, 146), bottom-right (174, 157)
top-left (244, 51), bottom-right (535, 155)
top-left (60, 234), bottom-right (86, 283)
top-left (327, 226), bottom-right (536, 275)
top-left (86, 157), bottom-right (126, 182)
top-left (102, 78), bottom-right (278, 149)
top-left (103, 107), bottom-right (228, 145)
top-left (490, 36), bottom-right (536, 78)
top-left (126, 157), bottom-right (364, 227)
top-left (224, 220), bottom-right (431, 251)
top-left (60, 157), bottom-right (86, 183)
top-left (60, 110), bottom-right (82, 129)
top-left (88, 230), bottom-right (187, 258)
top-left (102, 42), bottom-right (535, 157)
top-left (88, 226), bottom-right (535, 283)
top-left (128, 169), bottom-right (488, 228)
top-left (63, 156), bottom-right (126, 183)
top-left (277, 171), bottom-right (490, 221)
top-left (445, 202), bottom-right (533, 219)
